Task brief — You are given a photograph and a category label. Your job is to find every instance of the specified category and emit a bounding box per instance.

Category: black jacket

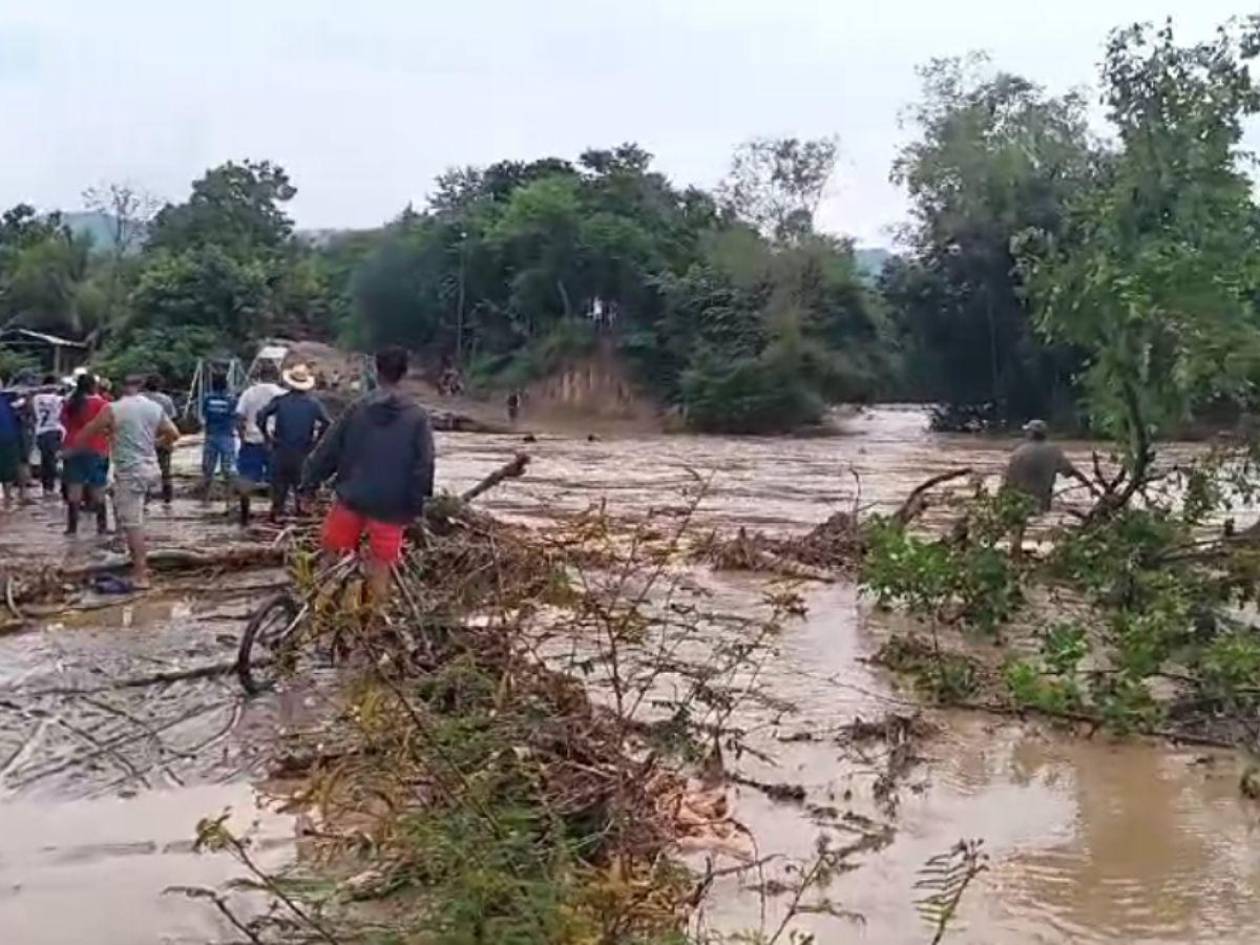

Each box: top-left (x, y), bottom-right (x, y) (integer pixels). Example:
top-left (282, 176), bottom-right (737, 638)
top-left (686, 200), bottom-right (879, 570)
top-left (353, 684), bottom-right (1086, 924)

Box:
top-left (302, 388), bottom-right (435, 523)
top-left (257, 390), bottom-right (331, 453)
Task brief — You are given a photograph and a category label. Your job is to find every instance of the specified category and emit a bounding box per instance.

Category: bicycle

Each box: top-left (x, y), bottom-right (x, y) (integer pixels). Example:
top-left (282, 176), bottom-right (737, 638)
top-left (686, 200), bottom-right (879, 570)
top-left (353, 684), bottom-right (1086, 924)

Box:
top-left (236, 453), bottom-right (532, 695)
top-left (235, 542), bottom-right (433, 695)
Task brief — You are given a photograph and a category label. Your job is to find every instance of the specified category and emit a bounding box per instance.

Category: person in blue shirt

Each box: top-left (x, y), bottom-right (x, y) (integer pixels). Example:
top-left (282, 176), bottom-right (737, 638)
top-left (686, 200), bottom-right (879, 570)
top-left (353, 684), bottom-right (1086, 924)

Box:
top-left (200, 374), bottom-right (237, 496)
top-left (0, 389), bottom-right (23, 509)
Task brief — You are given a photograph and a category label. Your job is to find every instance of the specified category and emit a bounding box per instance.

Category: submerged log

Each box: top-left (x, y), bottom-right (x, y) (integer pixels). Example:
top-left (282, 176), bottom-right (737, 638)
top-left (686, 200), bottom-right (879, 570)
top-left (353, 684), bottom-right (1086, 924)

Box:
top-left (459, 453), bottom-right (531, 504)
top-left (890, 467), bottom-right (975, 527)
top-left (429, 410), bottom-right (514, 435)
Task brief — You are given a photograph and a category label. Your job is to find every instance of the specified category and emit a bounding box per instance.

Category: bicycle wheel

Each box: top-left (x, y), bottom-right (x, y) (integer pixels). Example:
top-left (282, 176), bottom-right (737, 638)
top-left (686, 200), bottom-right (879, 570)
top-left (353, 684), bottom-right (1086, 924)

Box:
top-left (237, 591), bottom-right (302, 695)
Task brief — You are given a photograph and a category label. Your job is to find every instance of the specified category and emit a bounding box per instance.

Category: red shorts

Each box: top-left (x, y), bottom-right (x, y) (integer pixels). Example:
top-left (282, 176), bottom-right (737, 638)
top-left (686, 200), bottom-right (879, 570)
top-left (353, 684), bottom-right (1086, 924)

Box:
top-left (321, 502), bottom-right (406, 565)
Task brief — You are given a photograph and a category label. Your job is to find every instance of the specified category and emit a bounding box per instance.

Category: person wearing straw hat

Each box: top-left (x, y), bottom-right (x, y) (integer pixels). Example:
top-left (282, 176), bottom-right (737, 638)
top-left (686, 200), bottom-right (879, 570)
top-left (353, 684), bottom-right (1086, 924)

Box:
top-left (257, 363), bottom-right (331, 522)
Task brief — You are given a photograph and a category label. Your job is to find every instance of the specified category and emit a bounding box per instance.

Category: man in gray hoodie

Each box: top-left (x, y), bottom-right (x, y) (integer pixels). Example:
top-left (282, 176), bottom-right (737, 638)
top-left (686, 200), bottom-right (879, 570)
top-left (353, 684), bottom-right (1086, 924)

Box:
top-left (303, 346), bottom-right (434, 599)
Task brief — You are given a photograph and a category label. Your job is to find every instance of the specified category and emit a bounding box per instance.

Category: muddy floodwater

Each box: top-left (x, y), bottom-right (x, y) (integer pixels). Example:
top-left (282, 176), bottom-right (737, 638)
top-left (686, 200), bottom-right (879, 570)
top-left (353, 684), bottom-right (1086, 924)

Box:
top-left (3, 406), bottom-right (1260, 943)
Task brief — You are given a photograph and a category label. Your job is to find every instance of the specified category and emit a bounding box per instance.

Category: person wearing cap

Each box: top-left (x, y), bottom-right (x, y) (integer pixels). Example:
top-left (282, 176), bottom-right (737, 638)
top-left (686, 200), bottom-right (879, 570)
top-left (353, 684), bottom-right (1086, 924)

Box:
top-left (256, 363), bottom-right (331, 522)
top-left (72, 374), bottom-right (180, 588)
top-left (1002, 419), bottom-right (1091, 557)
top-left (233, 363), bottom-right (284, 525)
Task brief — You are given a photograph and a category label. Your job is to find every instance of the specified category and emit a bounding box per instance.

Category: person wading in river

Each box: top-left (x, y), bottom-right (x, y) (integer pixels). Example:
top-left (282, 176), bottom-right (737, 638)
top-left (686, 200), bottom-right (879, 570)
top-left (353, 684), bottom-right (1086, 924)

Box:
top-left (256, 363), bottom-right (330, 522)
top-left (1002, 419), bottom-right (1091, 558)
top-left (303, 346), bottom-right (435, 601)
top-left (61, 374), bottom-right (111, 535)
top-left (75, 375), bottom-right (180, 588)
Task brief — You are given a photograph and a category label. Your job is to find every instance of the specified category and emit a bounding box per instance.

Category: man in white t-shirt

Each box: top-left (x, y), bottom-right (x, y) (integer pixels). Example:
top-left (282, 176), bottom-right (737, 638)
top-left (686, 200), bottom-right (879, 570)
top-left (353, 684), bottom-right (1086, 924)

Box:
top-left (29, 374), bottom-right (65, 496)
top-left (233, 363), bottom-right (284, 525)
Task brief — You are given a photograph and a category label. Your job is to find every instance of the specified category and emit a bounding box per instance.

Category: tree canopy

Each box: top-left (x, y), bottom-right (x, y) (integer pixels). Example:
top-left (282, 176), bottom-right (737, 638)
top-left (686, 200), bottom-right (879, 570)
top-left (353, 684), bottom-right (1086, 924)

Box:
top-left (7, 14), bottom-right (1260, 439)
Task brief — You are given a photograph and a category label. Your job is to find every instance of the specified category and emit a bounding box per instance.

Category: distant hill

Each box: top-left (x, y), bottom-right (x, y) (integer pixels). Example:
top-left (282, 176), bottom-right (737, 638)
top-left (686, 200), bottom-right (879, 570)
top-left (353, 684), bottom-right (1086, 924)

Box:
top-left (854, 247), bottom-right (893, 283)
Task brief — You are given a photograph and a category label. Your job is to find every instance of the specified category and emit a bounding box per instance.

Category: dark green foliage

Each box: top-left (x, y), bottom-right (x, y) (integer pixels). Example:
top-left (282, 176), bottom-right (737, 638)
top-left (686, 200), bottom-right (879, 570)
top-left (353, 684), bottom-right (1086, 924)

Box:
top-left (146, 160), bottom-right (296, 257)
top-left (468, 319), bottom-right (597, 391)
top-left (680, 349), bottom-right (824, 434)
top-left (91, 160), bottom-right (341, 378)
top-left (342, 141), bottom-right (886, 431)
top-left (886, 56), bottom-right (1097, 428)
top-left (127, 245), bottom-right (270, 339)
top-left (94, 325), bottom-right (224, 388)
top-left (380, 651), bottom-right (691, 945)
top-left (1021, 19), bottom-right (1260, 454)
top-left (862, 490), bottom-right (1031, 634)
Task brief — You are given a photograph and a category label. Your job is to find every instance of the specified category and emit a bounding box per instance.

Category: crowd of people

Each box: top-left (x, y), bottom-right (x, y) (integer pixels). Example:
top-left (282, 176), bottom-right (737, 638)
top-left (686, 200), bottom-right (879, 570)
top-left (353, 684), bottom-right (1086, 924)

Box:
top-left (0, 346), bottom-right (436, 596)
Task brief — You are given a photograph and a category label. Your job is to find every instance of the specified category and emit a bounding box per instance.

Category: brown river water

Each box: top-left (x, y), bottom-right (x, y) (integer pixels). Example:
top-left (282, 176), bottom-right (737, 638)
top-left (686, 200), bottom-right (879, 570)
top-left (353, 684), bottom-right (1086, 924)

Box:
top-left (1, 406), bottom-right (1259, 943)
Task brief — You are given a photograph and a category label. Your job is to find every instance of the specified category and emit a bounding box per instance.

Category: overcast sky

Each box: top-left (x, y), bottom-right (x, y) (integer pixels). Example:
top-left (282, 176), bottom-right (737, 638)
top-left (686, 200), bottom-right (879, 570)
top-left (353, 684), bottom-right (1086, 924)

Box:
top-left (0, 1), bottom-right (1252, 245)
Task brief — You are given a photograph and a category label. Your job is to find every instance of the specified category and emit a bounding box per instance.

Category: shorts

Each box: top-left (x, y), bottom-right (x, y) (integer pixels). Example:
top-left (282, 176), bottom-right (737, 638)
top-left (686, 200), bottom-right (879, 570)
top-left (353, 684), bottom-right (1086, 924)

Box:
top-left (64, 451), bottom-right (110, 488)
top-left (237, 442), bottom-right (270, 484)
top-left (113, 473), bottom-right (158, 529)
top-left (321, 501), bottom-right (406, 566)
top-left (0, 440), bottom-right (19, 485)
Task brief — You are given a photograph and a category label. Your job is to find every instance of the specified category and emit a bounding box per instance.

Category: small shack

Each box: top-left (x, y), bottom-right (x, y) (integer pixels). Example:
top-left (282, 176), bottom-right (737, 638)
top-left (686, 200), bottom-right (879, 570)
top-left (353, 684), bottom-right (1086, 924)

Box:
top-left (0, 328), bottom-right (89, 380)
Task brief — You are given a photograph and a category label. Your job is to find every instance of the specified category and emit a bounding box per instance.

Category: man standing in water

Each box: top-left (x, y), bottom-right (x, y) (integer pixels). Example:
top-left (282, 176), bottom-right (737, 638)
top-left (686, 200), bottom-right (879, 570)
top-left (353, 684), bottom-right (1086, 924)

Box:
top-left (144, 375), bottom-right (177, 505)
top-left (234, 363), bottom-right (284, 526)
top-left (1003, 420), bottom-right (1091, 556)
top-left (256, 363), bottom-right (330, 521)
top-left (75, 375), bottom-right (180, 588)
top-left (304, 347), bottom-right (434, 601)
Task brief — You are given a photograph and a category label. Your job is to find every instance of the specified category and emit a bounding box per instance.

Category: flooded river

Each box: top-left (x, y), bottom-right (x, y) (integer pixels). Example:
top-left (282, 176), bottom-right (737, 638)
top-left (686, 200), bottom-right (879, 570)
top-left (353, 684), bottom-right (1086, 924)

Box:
top-left (2, 406), bottom-right (1259, 943)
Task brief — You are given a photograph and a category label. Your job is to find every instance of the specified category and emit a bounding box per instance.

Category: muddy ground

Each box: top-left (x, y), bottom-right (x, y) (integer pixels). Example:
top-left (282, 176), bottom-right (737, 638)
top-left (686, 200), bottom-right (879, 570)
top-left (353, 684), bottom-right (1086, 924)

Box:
top-left (2, 410), bottom-right (1259, 944)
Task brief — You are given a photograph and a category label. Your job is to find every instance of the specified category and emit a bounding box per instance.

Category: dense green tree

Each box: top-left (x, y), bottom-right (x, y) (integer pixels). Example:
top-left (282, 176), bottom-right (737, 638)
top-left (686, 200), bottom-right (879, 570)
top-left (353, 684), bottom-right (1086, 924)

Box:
top-left (1022, 18), bottom-right (1260, 480)
top-left (718, 137), bottom-right (839, 243)
top-left (146, 160), bottom-right (296, 258)
top-left (886, 56), bottom-right (1097, 427)
top-left (341, 142), bottom-right (887, 431)
top-left (126, 245), bottom-right (271, 340)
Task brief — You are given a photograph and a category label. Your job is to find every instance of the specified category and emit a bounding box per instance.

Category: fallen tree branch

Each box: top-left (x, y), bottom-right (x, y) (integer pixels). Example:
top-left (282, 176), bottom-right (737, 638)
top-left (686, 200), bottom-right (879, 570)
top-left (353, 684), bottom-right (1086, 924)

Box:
top-left (35, 658), bottom-right (253, 694)
top-left (459, 452), bottom-right (531, 505)
top-left (60, 546), bottom-right (285, 580)
top-left (951, 699), bottom-right (1240, 750)
top-left (891, 468), bottom-right (975, 527)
